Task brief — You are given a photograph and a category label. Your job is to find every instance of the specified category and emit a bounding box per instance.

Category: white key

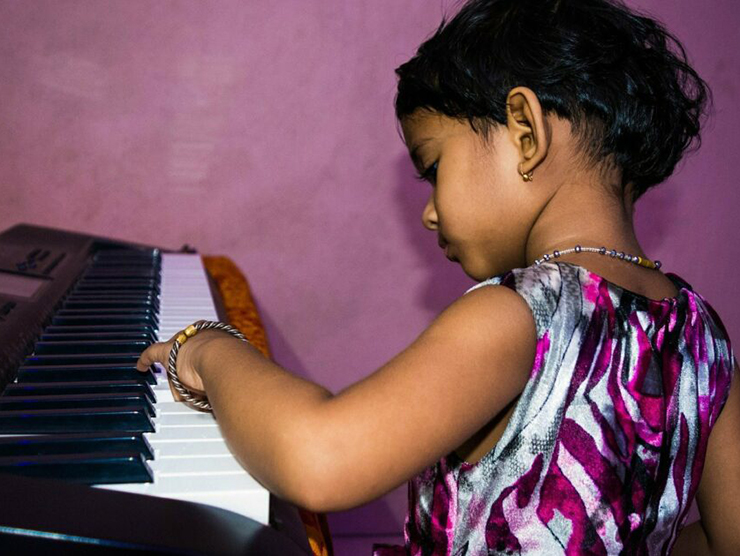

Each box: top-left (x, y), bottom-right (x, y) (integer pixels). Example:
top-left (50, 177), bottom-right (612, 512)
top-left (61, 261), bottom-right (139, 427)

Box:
top-left (150, 440), bottom-right (232, 457)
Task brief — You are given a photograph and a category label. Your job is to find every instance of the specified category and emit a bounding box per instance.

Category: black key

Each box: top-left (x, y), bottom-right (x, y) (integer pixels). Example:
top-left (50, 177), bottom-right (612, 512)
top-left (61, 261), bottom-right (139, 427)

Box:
top-left (0, 406), bottom-right (154, 434)
top-left (52, 314), bottom-right (156, 326)
top-left (73, 281), bottom-right (158, 293)
top-left (17, 364), bottom-right (156, 385)
top-left (40, 331), bottom-right (157, 343)
top-left (64, 293), bottom-right (158, 303)
top-left (54, 306), bottom-right (159, 323)
top-left (94, 249), bottom-right (158, 259)
top-left (84, 261), bottom-right (158, 269)
top-left (2, 381), bottom-right (156, 403)
top-left (23, 353), bottom-right (141, 366)
top-left (43, 324), bottom-right (156, 335)
top-left (0, 432), bottom-right (154, 460)
top-left (62, 299), bottom-right (158, 310)
top-left (0, 393), bottom-right (155, 417)
top-left (82, 270), bottom-right (158, 279)
top-left (66, 291), bottom-right (157, 298)
top-left (89, 261), bottom-right (158, 268)
top-left (0, 452), bottom-right (153, 484)
top-left (34, 340), bottom-right (150, 355)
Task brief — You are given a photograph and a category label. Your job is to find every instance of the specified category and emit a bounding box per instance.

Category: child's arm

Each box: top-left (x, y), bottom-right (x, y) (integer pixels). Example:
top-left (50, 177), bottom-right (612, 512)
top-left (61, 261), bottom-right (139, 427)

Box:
top-left (673, 360), bottom-right (740, 556)
top-left (137, 285), bottom-right (536, 512)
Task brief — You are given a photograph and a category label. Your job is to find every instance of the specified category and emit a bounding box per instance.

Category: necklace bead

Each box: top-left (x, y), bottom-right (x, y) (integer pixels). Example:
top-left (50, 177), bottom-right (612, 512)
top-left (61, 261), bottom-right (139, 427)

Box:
top-left (534, 245), bottom-right (661, 270)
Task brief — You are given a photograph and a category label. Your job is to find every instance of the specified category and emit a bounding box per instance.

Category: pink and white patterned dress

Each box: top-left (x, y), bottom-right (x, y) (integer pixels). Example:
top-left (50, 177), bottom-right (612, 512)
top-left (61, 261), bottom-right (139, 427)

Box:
top-left (375, 262), bottom-right (735, 555)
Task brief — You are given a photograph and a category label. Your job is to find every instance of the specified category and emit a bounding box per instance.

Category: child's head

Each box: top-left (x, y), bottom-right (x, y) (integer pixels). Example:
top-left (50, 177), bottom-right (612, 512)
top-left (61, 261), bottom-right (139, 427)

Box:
top-left (395, 0), bottom-right (710, 202)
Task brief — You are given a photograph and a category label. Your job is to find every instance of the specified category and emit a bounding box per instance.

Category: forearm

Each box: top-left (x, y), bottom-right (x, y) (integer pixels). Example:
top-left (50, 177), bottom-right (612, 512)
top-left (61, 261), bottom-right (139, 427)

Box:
top-left (196, 335), bottom-right (333, 504)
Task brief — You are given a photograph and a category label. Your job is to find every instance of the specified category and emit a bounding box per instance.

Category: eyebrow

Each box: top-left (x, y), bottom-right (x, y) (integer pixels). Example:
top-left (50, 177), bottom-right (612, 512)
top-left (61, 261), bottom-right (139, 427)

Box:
top-left (409, 137), bottom-right (433, 168)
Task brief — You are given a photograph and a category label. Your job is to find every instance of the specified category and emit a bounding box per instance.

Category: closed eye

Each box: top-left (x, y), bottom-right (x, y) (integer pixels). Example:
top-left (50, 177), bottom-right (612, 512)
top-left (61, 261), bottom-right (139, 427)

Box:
top-left (415, 161), bottom-right (438, 185)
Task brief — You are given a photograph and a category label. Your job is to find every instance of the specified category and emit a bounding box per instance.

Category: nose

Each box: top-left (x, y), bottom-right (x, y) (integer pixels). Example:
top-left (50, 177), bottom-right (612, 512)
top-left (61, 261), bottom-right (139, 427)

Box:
top-left (422, 193), bottom-right (438, 231)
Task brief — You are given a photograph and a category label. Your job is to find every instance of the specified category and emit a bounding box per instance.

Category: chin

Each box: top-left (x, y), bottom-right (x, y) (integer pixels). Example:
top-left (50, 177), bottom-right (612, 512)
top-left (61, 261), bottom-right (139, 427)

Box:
top-left (458, 260), bottom-right (488, 282)
top-left (459, 257), bottom-right (512, 282)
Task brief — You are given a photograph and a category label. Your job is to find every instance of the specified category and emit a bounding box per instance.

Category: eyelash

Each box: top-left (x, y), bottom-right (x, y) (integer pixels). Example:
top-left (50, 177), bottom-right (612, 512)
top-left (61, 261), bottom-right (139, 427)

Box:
top-left (415, 161), bottom-right (438, 185)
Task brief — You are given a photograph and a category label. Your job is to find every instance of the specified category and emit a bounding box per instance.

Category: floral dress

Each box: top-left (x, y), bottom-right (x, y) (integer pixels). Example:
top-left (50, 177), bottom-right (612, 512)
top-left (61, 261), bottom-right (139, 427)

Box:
top-left (375, 262), bottom-right (734, 555)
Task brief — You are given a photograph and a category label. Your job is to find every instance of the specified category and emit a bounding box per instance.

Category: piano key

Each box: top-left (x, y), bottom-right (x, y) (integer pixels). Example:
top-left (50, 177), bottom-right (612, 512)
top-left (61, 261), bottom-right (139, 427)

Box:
top-left (17, 364), bottom-right (156, 384)
top-left (63, 301), bottom-right (160, 312)
top-left (148, 439), bottom-right (232, 457)
top-left (82, 269), bottom-right (159, 278)
top-left (0, 406), bottom-right (154, 433)
top-left (156, 401), bottom-right (203, 414)
top-left (88, 264), bottom-right (159, 271)
top-left (151, 381), bottom-right (175, 403)
top-left (40, 331), bottom-right (157, 342)
top-left (0, 452), bottom-right (153, 484)
top-left (23, 354), bottom-right (141, 366)
top-left (143, 425), bottom-right (226, 441)
top-left (61, 300), bottom-right (159, 310)
top-left (0, 432), bottom-right (154, 459)
top-left (2, 380), bottom-right (156, 403)
top-left (149, 455), bottom-right (245, 476)
top-left (33, 340), bottom-right (150, 355)
top-left (0, 393), bottom-right (155, 417)
top-left (64, 292), bottom-right (158, 300)
top-left (73, 281), bottom-right (159, 292)
top-left (55, 307), bottom-right (158, 316)
top-left (43, 323), bottom-right (157, 335)
top-left (52, 314), bottom-right (157, 326)
top-left (155, 412), bottom-right (219, 427)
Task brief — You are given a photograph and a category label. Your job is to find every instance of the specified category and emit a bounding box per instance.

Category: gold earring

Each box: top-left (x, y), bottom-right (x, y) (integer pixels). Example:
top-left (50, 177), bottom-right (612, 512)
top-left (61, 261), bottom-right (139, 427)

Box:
top-left (518, 164), bottom-right (534, 182)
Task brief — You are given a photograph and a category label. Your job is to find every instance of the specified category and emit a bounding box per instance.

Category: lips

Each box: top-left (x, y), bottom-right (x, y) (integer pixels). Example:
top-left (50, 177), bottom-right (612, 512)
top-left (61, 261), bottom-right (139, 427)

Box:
top-left (437, 235), bottom-right (456, 261)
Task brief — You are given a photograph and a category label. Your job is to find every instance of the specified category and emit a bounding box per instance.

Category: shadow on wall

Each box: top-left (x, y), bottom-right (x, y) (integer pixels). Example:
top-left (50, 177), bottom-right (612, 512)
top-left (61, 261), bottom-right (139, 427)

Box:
top-left (392, 153), bottom-right (476, 311)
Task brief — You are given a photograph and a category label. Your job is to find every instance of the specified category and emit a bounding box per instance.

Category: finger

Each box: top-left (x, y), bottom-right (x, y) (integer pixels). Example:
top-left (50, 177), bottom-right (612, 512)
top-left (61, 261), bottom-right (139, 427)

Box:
top-left (136, 342), bottom-right (170, 372)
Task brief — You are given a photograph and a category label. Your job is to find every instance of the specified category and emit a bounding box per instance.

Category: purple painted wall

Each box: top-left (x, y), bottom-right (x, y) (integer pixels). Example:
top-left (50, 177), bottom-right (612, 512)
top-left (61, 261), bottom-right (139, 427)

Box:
top-left (1, 0), bottom-right (738, 545)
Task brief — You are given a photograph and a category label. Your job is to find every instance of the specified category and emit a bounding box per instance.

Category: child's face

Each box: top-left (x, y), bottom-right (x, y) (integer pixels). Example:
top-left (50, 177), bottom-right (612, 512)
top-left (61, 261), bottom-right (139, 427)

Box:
top-left (401, 110), bottom-right (535, 280)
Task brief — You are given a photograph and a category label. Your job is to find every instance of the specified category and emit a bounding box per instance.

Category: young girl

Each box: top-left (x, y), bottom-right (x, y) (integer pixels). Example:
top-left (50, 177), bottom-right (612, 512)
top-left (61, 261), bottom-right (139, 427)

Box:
top-left (138, 0), bottom-right (738, 553)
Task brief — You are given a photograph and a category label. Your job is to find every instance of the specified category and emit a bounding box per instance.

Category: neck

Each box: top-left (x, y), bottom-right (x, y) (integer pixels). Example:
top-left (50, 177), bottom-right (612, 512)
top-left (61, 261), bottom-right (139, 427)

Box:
top-left (524, 177), bottom-right (647, 268)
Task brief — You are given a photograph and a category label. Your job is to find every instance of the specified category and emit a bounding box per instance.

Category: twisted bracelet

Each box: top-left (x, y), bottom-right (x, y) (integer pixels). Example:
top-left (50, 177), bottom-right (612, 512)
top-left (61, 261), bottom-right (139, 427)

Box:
top-left (167, 320), bottom-right (249, 412)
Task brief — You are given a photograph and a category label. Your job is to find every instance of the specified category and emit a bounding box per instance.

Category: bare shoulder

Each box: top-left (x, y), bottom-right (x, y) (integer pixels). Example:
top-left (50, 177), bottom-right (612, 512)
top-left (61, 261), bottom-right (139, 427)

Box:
top-left (420, 280), bottom-right (537, 368)
top-left (411, 283), bottom-right (540, 397)
top-left (443, 280), bottom-right (538, 325)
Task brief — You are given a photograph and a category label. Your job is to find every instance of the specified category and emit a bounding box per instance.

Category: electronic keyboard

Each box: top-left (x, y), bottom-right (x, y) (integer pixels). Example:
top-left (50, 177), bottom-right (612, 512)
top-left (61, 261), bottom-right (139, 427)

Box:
top-left (0, 223), bottom-right (311, 555)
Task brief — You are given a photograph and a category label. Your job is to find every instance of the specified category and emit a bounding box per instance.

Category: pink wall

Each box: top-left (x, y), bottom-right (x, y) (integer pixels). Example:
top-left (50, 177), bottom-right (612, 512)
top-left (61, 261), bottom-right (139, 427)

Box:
top-left (1, 0), bottom-right (738, 543)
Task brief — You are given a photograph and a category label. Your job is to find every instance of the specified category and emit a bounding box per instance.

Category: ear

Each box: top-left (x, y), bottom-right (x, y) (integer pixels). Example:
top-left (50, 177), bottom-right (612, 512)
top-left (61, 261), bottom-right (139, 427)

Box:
top-left (506, 87), bottom-right (550, 176)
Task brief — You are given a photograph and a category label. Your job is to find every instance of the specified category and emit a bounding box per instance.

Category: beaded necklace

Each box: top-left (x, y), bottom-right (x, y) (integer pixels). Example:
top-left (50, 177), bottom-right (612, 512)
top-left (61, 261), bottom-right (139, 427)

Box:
top-left (534, 245), bottom-right (661, 270)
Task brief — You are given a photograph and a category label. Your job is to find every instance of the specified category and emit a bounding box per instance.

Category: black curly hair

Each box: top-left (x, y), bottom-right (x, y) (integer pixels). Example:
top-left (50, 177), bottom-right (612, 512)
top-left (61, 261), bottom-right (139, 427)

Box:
top-left (395, 0), bottom-right (712, 200)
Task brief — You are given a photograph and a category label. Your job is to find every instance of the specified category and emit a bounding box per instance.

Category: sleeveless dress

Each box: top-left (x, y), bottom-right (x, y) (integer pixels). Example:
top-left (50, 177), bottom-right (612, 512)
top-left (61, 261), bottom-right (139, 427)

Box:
top-left (374, 261), bottom-right (735, 555)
